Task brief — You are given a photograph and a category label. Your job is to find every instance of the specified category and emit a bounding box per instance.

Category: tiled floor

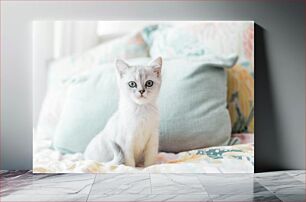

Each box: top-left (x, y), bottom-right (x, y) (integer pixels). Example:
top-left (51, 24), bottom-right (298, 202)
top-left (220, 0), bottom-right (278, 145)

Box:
top-left (0, 170), bottom-right (305, 201)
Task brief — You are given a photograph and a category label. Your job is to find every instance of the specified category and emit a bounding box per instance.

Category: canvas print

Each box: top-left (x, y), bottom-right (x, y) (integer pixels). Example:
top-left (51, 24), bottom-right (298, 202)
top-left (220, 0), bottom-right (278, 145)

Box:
top-left (33, 21), bottom-right (254, 173)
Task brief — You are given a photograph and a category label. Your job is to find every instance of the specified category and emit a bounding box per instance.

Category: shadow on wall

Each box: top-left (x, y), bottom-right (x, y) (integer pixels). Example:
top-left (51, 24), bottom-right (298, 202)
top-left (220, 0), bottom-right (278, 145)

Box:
top-left (255, 24), bottom-right (285, 172)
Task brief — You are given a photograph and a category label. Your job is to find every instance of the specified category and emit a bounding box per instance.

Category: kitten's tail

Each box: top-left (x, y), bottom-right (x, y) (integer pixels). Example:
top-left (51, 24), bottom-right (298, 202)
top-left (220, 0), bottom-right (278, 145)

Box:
top-left (107, 141), bottom-right (124, 165)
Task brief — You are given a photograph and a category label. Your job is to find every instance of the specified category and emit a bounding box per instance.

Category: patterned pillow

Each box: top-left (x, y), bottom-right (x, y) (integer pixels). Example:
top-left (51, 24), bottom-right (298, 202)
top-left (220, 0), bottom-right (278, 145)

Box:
top-left (227, 64), bottom-right (254, 133)
top-left (142, 22), bottom-right (254, 73)
top-left (142, 22), bottom-right (254, 134)
top-left (36, 32), bottom-right (149, 139)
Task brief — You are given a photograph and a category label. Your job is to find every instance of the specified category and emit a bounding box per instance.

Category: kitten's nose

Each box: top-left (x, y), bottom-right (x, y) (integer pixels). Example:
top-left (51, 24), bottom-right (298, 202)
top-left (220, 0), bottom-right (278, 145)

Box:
top-left (139, 90), bottom-right (145, 94)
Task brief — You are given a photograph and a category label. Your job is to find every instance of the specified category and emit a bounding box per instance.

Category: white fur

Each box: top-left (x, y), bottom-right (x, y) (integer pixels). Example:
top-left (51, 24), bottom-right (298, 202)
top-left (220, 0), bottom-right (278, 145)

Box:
top-left (84, 57), bottom-right (162, 167)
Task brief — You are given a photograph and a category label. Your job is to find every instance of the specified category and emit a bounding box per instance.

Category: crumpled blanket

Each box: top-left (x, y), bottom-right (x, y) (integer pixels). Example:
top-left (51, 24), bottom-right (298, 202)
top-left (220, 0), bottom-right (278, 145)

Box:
top-left (33, 136), bottom-right (254, 173)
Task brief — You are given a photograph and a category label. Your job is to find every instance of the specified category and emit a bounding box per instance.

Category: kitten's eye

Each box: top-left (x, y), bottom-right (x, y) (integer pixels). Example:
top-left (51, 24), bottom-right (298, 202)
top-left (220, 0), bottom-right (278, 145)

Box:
top-left (145, 80), bottom-right (154, 87)
top-left (128, 81), bottom-right (137, 88)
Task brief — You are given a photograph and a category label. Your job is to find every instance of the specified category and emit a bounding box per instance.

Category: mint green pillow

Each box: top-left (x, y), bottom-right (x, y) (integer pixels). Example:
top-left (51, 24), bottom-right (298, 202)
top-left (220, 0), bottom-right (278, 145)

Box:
top-left (53, 56), bottom-right (237, 153)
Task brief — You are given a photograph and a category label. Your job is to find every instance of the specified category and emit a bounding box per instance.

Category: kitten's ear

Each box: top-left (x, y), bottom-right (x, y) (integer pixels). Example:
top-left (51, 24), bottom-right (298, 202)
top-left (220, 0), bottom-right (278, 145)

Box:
top-left (149, 57), bottom-right (162, 77)
top-left (116, 59), bottom-right (129, 77)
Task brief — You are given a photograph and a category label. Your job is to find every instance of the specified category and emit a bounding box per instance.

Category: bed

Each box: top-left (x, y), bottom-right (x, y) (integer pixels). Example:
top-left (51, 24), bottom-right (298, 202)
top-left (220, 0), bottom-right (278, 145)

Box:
top-left (33, 21), bottom-right (254, 173)
top-left (33, 134), bottom-right (253, 173)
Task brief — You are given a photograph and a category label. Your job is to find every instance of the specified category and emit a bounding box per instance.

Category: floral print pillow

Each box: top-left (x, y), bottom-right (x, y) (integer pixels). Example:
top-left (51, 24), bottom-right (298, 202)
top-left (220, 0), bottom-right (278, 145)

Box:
top-left (142, 22), bottom-right (254, 73)
top-left (227, 64), bottom-right (254, 133)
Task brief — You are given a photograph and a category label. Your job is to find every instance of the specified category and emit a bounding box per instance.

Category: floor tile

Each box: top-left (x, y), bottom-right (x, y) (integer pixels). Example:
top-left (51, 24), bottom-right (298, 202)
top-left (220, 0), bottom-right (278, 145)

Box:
top-left (285, 170), bottom-right (306, 174)
top-left (0, 170), bottom-right (30, 178)
top-left (90, 174), bottom-right (151, 195)
top-left (2, 171), bottom-right (306, 202)
top-left (0, 170), bottom-right (8, 174)
top-left (275, 194), bottom-right (306, 202)
top-left (211, 194), bottom-right (282, 201)
top-left (150, 174), bottom-right (207, 195)
top-left (264, 184), bottom-right (305, 195)
top-left (198, 174), bottom-right (261, 195)
top-left (198, 173), bottom-right (254, 184)
top-left (255, 171), bottom-right (293, 181)
top-left (1, 173), bottom-right (95, 196)
top-left (0, 194), bottom-right (88, 202)
top-left (256, 173), bottom-right (305, 195)
top-left (286, 170), bottom-right (305, 183)
top-left (253, 181), bottom-right (275, 194)
top-left (88, 194), bottom-right (211, 201)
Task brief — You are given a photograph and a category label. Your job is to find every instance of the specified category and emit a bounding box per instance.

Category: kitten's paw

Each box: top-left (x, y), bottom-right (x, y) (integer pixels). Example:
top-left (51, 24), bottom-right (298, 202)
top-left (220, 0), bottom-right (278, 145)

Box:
top-left (144, 160), bottom-right (156, 167)
top-left (124, 159), bottom-right (136, 167)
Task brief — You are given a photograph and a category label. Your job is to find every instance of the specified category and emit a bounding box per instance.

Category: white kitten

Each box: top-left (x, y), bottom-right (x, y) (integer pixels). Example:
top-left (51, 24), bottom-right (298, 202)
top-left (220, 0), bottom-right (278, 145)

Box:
top-left (84, 57), bottom-right (162, 167)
